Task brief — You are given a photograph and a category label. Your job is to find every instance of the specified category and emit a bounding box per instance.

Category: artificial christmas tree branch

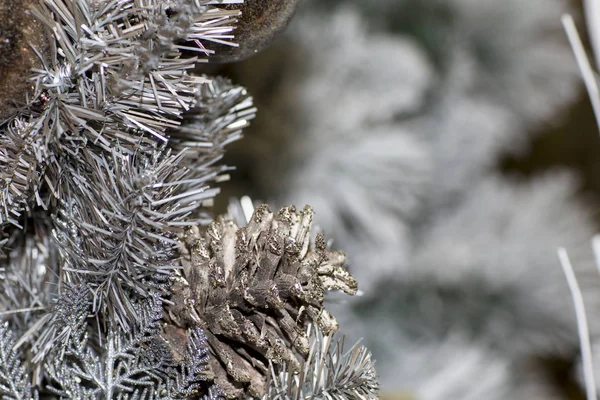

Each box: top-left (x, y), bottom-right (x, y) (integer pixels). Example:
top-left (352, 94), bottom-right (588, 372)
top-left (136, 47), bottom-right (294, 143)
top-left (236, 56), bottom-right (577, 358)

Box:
top-left (0, 0), bottom-right (379, 398)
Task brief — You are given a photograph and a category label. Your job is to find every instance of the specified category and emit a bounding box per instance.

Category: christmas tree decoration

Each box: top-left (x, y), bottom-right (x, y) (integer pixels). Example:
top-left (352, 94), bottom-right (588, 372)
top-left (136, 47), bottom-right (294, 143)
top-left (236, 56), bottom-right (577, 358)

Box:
top-left (0, 0), bottom-right (381, 398)
top-left (41, 289), bottom-right (214, 399)
top-left (166, 204), bottom-right (359, 398)
top-left (263, 324), bottom-right (378, 400)
top-left (0, 0), bottom-right (255, 327)
top-left (0, 0), bottom-right (244, 229)
top-left (0, 321), bottom-right (36, 399)
top-left (208, 0), bottom-right (302, 63)
top-left (5, 0), bottom-right (592, 397)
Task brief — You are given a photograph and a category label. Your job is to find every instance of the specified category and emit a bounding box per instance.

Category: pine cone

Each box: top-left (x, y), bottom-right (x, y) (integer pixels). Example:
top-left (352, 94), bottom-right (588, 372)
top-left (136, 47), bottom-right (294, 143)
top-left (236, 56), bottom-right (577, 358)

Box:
top-left (165, 204), bottom-right (358, 398)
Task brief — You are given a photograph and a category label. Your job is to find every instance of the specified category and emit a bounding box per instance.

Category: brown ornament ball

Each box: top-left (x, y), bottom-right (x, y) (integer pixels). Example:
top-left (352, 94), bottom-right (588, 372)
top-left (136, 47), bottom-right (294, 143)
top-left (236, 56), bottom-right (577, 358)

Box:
top-left (208, 0), bottom-right (301, 63)
top-left (0, 0), bottom-right (49, 120)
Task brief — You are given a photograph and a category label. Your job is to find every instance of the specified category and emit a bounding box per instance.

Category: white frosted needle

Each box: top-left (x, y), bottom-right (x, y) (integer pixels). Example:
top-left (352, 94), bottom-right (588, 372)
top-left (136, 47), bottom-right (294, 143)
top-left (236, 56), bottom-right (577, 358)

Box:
top-left (585, 0), bottom-right (600, 71)
top-left (562, 15), bottom-right (600, 134)
top-left (558, 248), bottom-right (597, 400)
top-left (240, 195), bottom-right (255, 223)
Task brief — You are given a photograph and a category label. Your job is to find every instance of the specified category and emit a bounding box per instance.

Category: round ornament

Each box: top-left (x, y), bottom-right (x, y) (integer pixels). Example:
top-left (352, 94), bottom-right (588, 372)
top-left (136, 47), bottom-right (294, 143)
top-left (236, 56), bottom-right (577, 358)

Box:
top-left (209, 0), bottom-right (301, 63)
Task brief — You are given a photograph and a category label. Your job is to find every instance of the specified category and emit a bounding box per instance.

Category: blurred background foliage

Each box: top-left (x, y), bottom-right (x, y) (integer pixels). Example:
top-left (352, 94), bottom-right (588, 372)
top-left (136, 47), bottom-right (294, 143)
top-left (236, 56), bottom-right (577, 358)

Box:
top-left (221, 0), bottom-right (600, 210)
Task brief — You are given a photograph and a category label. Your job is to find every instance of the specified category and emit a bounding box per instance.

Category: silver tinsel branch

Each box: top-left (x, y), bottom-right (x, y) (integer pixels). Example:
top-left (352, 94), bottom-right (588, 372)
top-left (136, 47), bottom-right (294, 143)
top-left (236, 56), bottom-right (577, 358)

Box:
top-left (0, 321), bottom-right (36, 400)
top-left (0, 0), bottom-right (257, 330)
top-left (0, 0), bottom-right (380, 398)
top-left (52, 146), bottom-right (216, 328)
top-left (1, 0), bottom-right (245, 220)
top-left (264, 324), bottom-right (378, 400)
top-left (42, 289), bottom-right (214, 399)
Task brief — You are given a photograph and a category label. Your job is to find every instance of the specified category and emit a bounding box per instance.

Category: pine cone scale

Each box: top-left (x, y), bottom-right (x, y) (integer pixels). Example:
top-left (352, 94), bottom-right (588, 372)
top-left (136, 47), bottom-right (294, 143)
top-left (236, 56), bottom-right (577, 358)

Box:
top-left (167, 204), bottom-right (357, 398)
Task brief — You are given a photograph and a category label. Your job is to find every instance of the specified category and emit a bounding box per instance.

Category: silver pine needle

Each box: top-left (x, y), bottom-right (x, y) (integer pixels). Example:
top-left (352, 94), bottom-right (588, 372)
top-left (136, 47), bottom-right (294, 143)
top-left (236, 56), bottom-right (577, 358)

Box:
top-left (44, 290), bottom-right (214, 399)
top-left (0, 321), bottom-right (37, 400)
top-left (52, 146), bottom-right (214, 329)
top-left (0, 0), bottom-right (244, 225)
top-left (264, 324), bottom-right (379, 400)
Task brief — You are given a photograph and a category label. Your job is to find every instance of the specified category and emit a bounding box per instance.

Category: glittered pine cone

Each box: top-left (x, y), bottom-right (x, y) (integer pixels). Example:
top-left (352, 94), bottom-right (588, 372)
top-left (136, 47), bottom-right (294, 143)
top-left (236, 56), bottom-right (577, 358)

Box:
top-left (165, 204), bottom-right (358, 398)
